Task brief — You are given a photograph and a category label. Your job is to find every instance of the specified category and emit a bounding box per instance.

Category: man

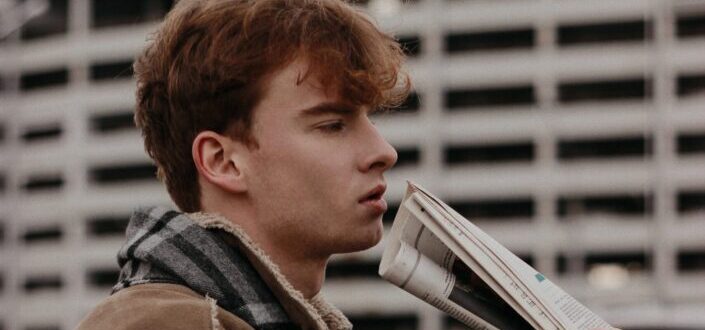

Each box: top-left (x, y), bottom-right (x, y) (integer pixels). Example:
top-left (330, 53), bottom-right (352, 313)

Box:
top-left (77, 0), bottom-right (408, 329)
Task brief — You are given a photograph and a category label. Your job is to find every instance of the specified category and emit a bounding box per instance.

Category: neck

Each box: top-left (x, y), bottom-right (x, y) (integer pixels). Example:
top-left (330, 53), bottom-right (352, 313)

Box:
top-left (238, 217), bottom-right (330, 299)
top-left (201, 194), bottom-right (329, 299)
top-left (263, 243), bottom-right (329, 299)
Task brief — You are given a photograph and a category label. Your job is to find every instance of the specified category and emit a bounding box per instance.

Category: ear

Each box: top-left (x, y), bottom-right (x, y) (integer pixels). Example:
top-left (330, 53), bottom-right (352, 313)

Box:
top-left (192, 131), bottom-right (247, 193)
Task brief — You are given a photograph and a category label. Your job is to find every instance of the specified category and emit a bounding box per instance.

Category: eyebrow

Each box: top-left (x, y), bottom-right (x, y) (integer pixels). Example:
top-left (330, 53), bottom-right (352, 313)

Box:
top-left (297, 102), bottom-right (358, 117)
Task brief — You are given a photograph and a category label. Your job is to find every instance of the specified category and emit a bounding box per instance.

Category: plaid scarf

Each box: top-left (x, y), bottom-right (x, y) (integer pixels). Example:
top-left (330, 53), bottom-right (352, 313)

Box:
top-left (112, 206), bottom-right (297, 329)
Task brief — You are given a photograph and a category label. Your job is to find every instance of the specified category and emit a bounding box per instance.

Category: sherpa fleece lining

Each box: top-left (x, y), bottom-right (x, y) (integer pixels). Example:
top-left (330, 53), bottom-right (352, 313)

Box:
top-left (189, 212), bottom-right (353, 330)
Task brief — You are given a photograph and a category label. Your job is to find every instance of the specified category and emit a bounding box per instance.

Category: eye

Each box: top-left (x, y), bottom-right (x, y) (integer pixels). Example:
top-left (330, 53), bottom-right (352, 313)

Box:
top-left (317, 120), bottom-right (346, 133)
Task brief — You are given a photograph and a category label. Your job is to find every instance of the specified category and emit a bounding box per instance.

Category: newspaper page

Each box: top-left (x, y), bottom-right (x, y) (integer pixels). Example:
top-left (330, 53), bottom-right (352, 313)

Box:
top-left (406, 190), bottom-right (558, 329)
top-left (381, 185), bottom-right (537, 329)
top-left (409, 182), bottom-right (614, 330)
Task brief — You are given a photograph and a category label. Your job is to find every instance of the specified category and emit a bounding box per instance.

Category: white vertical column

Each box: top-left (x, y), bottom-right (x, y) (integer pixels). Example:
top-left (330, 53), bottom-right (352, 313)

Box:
top-left (64, 0), bottom-right (91, 328)
top-left (651, 0), bottom-right (677, 304)
top-left (534, 0), bottom-right (558, 278)
top-left (419, 0), bottom-right (445, 197)
top-left (1, 25), bottom-right (24, 330)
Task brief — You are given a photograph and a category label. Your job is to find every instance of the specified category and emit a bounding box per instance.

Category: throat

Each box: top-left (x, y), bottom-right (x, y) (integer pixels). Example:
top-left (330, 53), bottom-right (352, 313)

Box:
top-left (274, 253), bottom-right (329, 299)
top-left (251, 232), bottom-right (330, 300)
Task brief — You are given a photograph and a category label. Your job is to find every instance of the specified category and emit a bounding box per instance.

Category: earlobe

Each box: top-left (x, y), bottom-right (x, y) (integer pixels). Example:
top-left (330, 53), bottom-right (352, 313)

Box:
top-left (192, 131), bottom-right (248, 193)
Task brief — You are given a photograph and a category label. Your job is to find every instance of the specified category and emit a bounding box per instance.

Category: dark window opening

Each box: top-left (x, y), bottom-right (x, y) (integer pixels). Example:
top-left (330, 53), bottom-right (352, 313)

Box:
top-left (0, 272), bottom-right (4, 293)
top-left (0, 124), bottom-right (5, 142)
top-left (90, 60), bottom-right (134, 81)
top-left (585, 252), bottom-right (649, 272)
top-left (0, 223), bottom-right (4, 244)
top-left (445, 28), bottom-right (534, 53)
top-left (20, 0), bottom-right (68, 41)
top-left (557, 20), bottom-right (650, 46)
top-left (678, 133), bottom-right (705, 155)
top-left (349, 315), bottom-right (417, 330)
top-left (557, 194), bottom-right (652, 217)
top-left (21, 124), bottom-right (62, 143)
top-left (557, 136), bottom-right (651, 160)
top-left (677, 74), bottom-right (705, 97)
top-left (22, 175), bottom-right (64, 192)
top-left (445, 85), bottom-right (535, 109)
top-left (24, 326), bottom-right (60, 330)
top-left (677, 190), bottom-right (705, 214)
top-left (20, 68), bottom-right (68, 91)
top-left (395, 147), bottom-right (420, 168)
top-left (383, 202), bottom-right (400, 225)
top-left (90, 111), bottom-right (136, 133)
top-left (22, 226), bottom-right (62, 244)
top-left (556, 254), bottom-right (568, 274)
top-left (678, 250), bottom-right (705, 272)
top-left (558, 78), bottom-right (650, 103)
top-left (87, 268), bottom-right (119, 288)
top-left (517, 254), bottom-right (534, 267)
top-left (397, 35), bottom-right (422, 57)
top-left (444, 142), bottom-right (534, 165)
top-left (397, 92), bottom-right (421, 113)
top-left (326, 260), bottom-right (380, 279)
top-left (86, 216), bottom-right (129, 237)
top-left (0, 175), bottom-right (5, 194)
top-left (92, 0), bottom-right (174, 28)
top-left (677, 14), bottom-right (705, 38)
top-left (23, 275), bottom-right (63, 293)
top-left (449, 198), bottom-right (534, 220)
top-left (90, 163), bottom-right (157, 184)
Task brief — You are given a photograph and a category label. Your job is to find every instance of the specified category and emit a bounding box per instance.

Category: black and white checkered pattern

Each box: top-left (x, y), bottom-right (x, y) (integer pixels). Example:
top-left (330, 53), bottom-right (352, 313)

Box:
top-left (113, 207), bottom-right (297, 329)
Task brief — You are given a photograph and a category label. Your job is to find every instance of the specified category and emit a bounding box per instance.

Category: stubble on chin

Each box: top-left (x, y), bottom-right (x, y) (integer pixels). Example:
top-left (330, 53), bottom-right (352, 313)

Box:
top-left (331, 217), bottom-right (384, 254)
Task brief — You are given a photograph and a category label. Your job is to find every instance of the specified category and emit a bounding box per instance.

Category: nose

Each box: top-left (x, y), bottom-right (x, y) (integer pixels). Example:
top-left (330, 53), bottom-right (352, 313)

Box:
top-left (359, 120), bottom-right (398, 173)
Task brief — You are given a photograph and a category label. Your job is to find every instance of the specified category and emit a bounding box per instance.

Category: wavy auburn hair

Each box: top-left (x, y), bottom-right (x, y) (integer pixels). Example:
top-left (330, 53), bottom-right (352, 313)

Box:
top-left (134, 0), bottom-right (410, 212)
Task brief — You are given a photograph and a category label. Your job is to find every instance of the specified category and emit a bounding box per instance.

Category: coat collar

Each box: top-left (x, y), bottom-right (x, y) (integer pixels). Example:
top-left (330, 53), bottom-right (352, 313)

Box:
top-left (188, 211), bottom-right (353, 330)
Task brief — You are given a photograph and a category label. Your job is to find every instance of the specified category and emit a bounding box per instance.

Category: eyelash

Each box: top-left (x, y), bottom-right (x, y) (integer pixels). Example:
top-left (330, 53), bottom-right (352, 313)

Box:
top-left (318, 121), bottom-right (346, 133)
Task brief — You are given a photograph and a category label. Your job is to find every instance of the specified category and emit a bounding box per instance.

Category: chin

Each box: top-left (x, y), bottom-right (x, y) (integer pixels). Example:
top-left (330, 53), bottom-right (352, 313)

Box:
top-left (336, 221), bottom-right (384, 253)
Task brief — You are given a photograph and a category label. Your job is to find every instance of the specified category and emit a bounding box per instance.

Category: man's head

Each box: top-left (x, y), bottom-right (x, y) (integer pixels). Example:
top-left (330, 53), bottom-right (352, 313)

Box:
top-left (134, 0), bottom-right (409, 213)
top-left (199, 57), bottom-right (398, 257)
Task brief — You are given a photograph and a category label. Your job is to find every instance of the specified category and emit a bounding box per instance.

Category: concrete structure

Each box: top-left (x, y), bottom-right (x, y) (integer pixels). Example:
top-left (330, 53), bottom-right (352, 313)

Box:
top-left (0, 0), bottom-right (704, 329)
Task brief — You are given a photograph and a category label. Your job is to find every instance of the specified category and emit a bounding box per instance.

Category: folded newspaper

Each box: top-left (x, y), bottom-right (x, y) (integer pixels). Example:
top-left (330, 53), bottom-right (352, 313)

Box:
top-left (379, 181), bottom-right (615, 330)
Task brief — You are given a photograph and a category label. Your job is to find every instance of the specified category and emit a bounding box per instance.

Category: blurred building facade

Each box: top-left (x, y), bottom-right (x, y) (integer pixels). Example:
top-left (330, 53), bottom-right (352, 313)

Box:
top-left (0, 0), bottom-right (704, 329)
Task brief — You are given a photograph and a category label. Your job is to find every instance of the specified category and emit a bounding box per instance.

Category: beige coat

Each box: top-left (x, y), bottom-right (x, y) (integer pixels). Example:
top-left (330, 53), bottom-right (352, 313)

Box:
top-left (77, 212), bottom-right (352, 330)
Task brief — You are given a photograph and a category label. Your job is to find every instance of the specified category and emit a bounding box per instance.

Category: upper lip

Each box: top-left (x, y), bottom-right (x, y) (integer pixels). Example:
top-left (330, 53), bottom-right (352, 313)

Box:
top-left (359, 184), bottom-right (386, 202)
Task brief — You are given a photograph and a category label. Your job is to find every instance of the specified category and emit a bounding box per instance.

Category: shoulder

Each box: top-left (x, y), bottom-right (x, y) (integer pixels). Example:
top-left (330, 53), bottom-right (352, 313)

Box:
top-left (77, 283), bottom-right (254, 330)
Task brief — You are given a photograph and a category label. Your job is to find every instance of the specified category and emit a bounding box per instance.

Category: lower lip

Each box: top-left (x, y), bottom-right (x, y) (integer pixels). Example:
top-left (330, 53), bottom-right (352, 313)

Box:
top-left (361, 198), bottom-right (387, 214)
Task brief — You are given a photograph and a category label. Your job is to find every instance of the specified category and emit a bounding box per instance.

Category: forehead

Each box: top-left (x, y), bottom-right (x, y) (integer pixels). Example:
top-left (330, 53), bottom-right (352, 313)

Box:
top-left (254, 59), bottom-right (332, 116)
top-left (254, 58), bottom-right (372, 120)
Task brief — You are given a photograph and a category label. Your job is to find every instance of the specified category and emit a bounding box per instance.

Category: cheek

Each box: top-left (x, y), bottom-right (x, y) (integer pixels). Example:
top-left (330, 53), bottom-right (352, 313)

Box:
top-left (252, 130), bottom-right (356, 201)
top-left (250, 143), bottom-right (322, 196)
top-left (270, 137), bottom-right (350, 177)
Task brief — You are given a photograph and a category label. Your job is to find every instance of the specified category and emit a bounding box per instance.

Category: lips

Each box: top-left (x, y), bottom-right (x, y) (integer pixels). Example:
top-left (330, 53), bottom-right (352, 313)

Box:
top-left (359, 184), bottom-right (387, 214)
